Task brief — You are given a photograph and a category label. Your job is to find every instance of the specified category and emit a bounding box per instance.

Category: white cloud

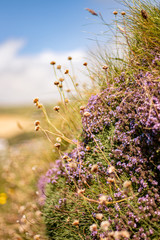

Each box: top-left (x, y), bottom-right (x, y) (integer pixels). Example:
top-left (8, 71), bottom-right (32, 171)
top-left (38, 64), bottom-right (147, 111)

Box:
top-left (0, 39), bottom-right (86, 105)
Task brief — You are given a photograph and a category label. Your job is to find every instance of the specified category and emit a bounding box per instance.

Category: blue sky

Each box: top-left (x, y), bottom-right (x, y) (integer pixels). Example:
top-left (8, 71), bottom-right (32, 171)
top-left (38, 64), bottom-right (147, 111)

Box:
top-left (0, 0), bottom-right (123, 105)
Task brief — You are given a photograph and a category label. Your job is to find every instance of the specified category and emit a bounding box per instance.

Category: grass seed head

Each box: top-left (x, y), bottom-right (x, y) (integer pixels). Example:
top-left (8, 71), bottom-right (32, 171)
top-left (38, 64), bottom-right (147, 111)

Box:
top-left (57, 65), bottom-right (61, 70)
top-left (113, 10), bottom-right (118, 15)
top-left (102, 65), bottom-right (109, 70)
top-left (33, 97), bottom-right (39, 104)
top-left (54, 143), bottom-right (61, 149)
top-left (101, 220), bottom-right (110, 231)
top-left (89, 223), bottom-right (97, 232)
top-left (59, 78), bottom-right (64, 82)
top-left (123, 180), bottom-right (132, 189)
top-left (54, 81), bottom-right (59, 86)
top-left (64, 69), bottom-right (69, 74)
top-left (96, 213), bottom-right (103, 220)
top-left (72, 219), bottom-right (79, 226)
top-left (83, 62), bottom-right (88, 66)
top-left (68, 56), bottom-right (72, 60)
top-left (34, 120), bottom-right (40, 126)
top-left (35, 126), bottom-right (40, 131)
top-left (121, 11), bottom-right (126, 16)
top-left (86, 8), bottom-right (98, 16)
top-left (84, 111), bottom-right (91, 117)
top-left (91, 164), bottom-right (98, 173)
top-left (53, 106), bottom-right (60, 112)
top-left (50, 61), bottom-right (56, 65)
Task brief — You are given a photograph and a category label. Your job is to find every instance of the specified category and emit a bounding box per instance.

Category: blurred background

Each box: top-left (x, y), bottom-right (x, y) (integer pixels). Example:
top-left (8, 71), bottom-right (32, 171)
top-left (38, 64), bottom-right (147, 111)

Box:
top-left (0, 0), bottom-right (122, 145)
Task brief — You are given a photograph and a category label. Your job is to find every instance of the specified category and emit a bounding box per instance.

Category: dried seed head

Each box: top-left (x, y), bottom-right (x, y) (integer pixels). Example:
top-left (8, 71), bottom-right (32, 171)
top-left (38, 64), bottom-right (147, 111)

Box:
top-left (121, 11), bottom-right (126, 16)
top-left (114, 231), bottom-right (120, 239)
top-left (86, 146), bottom-right (91, 151)
top-left (50, 61), bottom-right (56, 65)
top-left (54, 143), bottom-right (61, 149)
top-left (75, 83), bottom-right (79, 86)
top-left (113, 10), bottom-right (118, 15)
top-left (68, 56), bottom-right (72, 60)
top-left (89, 224), bottom-right (97, 232)
top-left (83, 62), bottom-right (88, 66)
top-left (59, 78), bottom-right (64, 82)
top-left (86, 8), bottom-right (98, 16)
top-left (34, 120), bottom-right (40, 126)
top-left (33, 235), bottom-right (41, 240)
top-left (63, 155), bottom-right (68, 160)
top-left (80, 106), bottom-right (85, 111)
top-left (120, 230), bottom-right (130, 238)
top-left (66, 89), bottom-right (71, 93)
top-left (108, 166), bottom-right (115, 173)
top-left (56, 137), bottom-right (61, 142)
top-left (54, 81), bottom-right (59, 86)
top-left (123, 180), bottom-right (132, 188)
top-left (96, 213), bottom-right (103, 220)
top-left (68, 162), bottom-right (77, 169)
top-left (91, 164), bottom-right (98, 173)
top-left (57, 65), bottom-right (61, 70)
top-left (37, 103), bottom-right (42, 109)
top-left (99, 195), bottom-right (107, 204)
top-left (101, 220), bottom-right (110, 231)
top-left (107, 177), bottom-right (115, 183)
top-left (64, 69), bottom-right (69, 74)
top-left (141, 9), bottom-right (148, 20)
top-left (77, 188), bottom-right (85, 195)
top-left (35, 126), bottom-right (40, 131)
top-left (102, 65), bottom-right (109, 70)
top-left (54, 106), bottom-right (60, 112)
top-left (59, 83), bottom-right (63, 88)
top-left (84, 111), bottom-right (91, 117)
top-left (65, 98), bottom-right (69, 103)
top-left (18, 206), bottom-right (26, 214)
top-left (72, 219), bottom-right (79, 226)
top-left (33, 97), bottom-right (39, 104)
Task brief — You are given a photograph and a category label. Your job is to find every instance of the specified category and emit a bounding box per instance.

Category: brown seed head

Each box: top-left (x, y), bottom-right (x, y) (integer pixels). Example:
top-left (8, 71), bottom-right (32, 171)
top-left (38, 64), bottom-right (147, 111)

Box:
top-left (102, 65), bottom-right (109, 70)
top-left (75, 83), bottom-right (79, 86)
top-left (123, 180), bottom-right (132, 188)
top-left (72, 220), bottom-right (79, 226)
top-left (59, 78), bottom-right (64, 82)
top-left (64, 69), bottom-right (69, 74)
top-left (83, 62), bottom-right (88, 66)
top-left (141, 9), bottom-right (148, 20)
top-left (59, 83), bottom-right (63, 88)
top-left (84, 111), bottom-right (91, 117)
top-left (54, 81), bottom-right (59, 86)
top-left (63, 155), bottom-right (68, 160)
top-left (50, 61), bottom-right (56, 65)
top-left (77, 188), bottom-right (85, 195)
top-left (54, 106), bottom-right (60, 112)
top-left (34, 120), bottom-right (40, 126)
top-left (35, 126), bottom-right (40, 131)
top-left (33, 97), bottom-right (39, 104)
top-left (66, 89), bottom-right (71, 93)
top-left (57, 65), bottom-right (61, 70)
top-left (68, 56), bottom-right (72, 60)
top-left (113, 10), bottom-right (118, 15)
top-left (91, 164), bottom-right (98, 173)
top-left (80, 106), bottom-right (85, 111)
top-left (54, 143), bottom-right (61, 149)
top-left (89, 224), bottom-right (97, 232)
top-left (65, 98), bottom-right (69, 103)
top-left (37, 103), bottom-right (42, 109)
top-left (96, 213), bottom-right (103, 221)
top-left (86, 8), bottom-right (98, 16)
top-left (121, 11), bottom-right (126, 16)
top-left (86, 146), bottom-right (91, 151)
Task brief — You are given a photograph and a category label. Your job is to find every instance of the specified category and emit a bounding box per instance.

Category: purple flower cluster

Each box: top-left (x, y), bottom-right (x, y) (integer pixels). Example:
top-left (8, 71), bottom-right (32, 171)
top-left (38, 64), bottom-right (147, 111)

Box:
top-left (39, 71), bottom-right (160, 239)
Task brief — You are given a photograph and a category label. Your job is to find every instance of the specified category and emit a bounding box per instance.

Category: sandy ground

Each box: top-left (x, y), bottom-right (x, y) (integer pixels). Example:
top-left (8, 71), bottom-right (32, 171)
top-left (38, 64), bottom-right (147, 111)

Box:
top-left (0, 114), bottom-right (33, 138)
